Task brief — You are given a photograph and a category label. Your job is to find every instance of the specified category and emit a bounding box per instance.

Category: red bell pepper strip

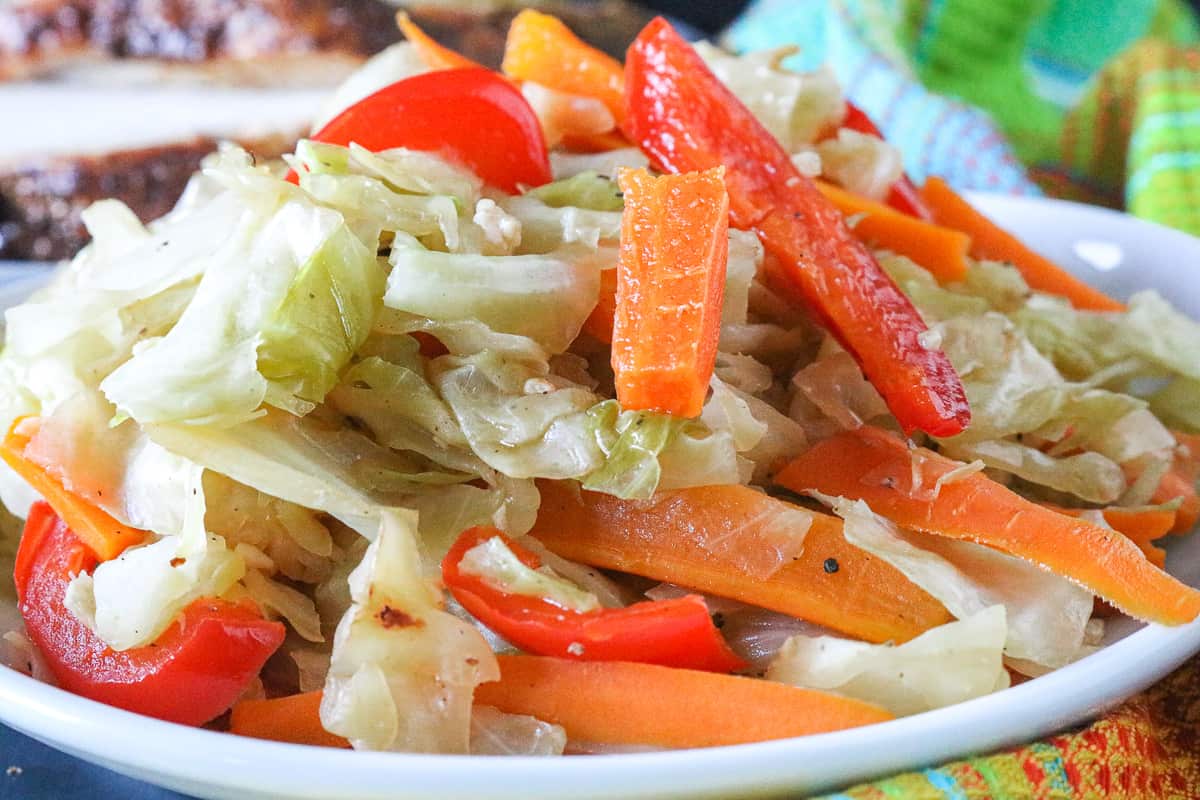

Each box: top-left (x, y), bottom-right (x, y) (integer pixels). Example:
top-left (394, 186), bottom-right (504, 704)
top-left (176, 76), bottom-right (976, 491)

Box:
top-left (15, 503), bottom-right (286, 726)
top-left (291, 69), bottom-right (552, 194)
top-left (622, 18), bottom-right (970, 438)
top-left (442, 526), bottom-right (745, 673)
top-left (839, 102), bottom-right (933, 220)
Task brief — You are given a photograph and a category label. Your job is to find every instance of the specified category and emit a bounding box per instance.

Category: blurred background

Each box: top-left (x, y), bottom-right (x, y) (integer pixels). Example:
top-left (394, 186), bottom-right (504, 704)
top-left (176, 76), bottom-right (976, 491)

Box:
top-left (5, 0), bottom-right (1200, 260)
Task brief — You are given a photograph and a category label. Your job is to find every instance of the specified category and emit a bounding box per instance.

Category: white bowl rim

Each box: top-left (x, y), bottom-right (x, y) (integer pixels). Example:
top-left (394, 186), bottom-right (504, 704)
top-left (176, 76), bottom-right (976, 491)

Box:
top-left (0, 191), bottom-right (1198, 799)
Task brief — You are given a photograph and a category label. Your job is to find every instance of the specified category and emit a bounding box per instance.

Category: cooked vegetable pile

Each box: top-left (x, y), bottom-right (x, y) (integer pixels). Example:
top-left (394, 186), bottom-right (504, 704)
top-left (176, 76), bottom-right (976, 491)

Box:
top-left (0, 12), bottom-right (1197, 755)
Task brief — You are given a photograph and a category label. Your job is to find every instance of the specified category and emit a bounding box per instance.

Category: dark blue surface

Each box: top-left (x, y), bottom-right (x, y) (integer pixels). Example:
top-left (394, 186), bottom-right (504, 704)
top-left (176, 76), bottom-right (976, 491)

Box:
top-left (0, 724), bottom-right (191, 799)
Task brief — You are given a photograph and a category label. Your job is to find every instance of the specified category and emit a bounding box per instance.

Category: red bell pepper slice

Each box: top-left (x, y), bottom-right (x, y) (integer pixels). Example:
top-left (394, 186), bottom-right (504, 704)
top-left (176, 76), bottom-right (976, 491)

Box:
top-left (293, 68), bottom-right (552, 193)
top-left (621, 18), bottom-right (970, 437)
top-left (15, 502), bottom-right (285, 726)
top-left (839, 102), bottom-right (933, 221)
top-left (442, 526), bottom-right (745, 673)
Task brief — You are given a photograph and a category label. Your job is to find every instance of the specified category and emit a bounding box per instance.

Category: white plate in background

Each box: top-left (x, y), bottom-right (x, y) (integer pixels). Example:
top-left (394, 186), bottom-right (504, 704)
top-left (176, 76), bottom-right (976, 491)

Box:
top-left (0, 194), bottom-right (1197, 800)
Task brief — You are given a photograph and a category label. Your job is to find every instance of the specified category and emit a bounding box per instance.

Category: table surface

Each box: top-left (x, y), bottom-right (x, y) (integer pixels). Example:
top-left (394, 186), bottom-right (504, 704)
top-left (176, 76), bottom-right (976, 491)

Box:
top-left (1, 725), bottom-right (188, 798)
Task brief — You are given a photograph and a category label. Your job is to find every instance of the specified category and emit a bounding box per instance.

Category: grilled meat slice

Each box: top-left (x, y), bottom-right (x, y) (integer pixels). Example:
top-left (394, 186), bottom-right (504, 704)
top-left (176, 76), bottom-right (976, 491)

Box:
top-left (0, 135), bottom-right (292, 261)
top-left (402, 1), bottom-right (654, 67)
top-left (0, 1), bottom-right (653, 83)
top-left (0, 0), bottom-right (400, 84)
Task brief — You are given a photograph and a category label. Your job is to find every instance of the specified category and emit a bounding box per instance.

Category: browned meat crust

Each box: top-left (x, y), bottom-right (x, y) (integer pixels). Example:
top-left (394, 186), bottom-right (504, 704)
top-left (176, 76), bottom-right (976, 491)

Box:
top-left (0, 136), bottom-right (292, 261)
top-left (0, 1), bottom-right (653, 81)
top-left (0, 0), bottom-right (400, 81)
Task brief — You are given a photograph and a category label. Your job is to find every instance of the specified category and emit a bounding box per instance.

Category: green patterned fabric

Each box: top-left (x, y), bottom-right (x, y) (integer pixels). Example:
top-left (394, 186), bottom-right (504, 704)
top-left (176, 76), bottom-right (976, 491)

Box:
top-left (729, 0), bottom-right (1200, 235)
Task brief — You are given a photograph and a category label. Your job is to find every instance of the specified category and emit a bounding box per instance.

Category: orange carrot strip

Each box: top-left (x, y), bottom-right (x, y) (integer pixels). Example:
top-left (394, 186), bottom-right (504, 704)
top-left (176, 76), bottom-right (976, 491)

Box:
top-left (230, 692), bottom-right (350, 749)
top-left (1051, 506), bottom-right (1175, 569)
top-left (921, 177), bottom-right (1124, 311)
top-left (501, 9), bottom-right (625, 124)
top-left (396, 13), bottom-right (483, 71)
top-left (474, 655), bottom-right (893, 748)
top-left (1, 419), bottom-right (145, 561)
top-left (775, 426), bottom-right (1200, 625)
top-left (1157, 431), bottom-right (1200, 533)
top-left (581, 268), bottom-right (617, 343)
top-left (560, 129), bottom-right (630, 153)
top-left (529, 480), bottom-right (952, 644)
top-left (815, 180), bottom-right (970, 283)
top-left (253, 659), bottom-right (893, 752)
top-left (612, 166), bottom-right (728, 417)
top-left (1155, 473), bottom-right (1198, 534)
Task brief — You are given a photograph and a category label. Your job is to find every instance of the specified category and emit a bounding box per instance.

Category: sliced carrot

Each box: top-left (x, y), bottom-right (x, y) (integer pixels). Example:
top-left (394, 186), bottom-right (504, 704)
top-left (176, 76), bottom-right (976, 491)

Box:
top-left (581, 268), bottom-right (617, 343)
top-left (474, 655), bottom-right (892, 748)
top-left (396, 13), bottom-right (483, 71)
top-left (1141, 431), bottom-right (1200, 534)
top-left (529, 480), bottom-right (952, 644)
top-left (1155, 473), bottom-right (1198, 534)
top-left (251, 660), bottom-right (892, 752)
top-left (501, 9), bottom-right (625, 124)
top-left (1050, 506), bottom-right (1175, 569)
top-left (1, 418), bottom-right (145, 561)
top-left (612, 166), bottom-right (728, 417)
top-left (815, 180), bottom-right (970, 284)
top-left (230, 691), bottom-right (350, 749)
top-left (921, 177), bottom-right (1125, 311)
top-left (775, 426), bottom-right (1200, 625)
top-left (560, 129), bottom-right (630, 154)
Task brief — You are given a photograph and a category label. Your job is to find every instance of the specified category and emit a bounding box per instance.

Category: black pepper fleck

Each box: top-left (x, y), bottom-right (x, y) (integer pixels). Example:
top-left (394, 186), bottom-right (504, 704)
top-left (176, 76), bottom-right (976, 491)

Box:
top-left (823, 558), bottom-right (840, 574)
top-left (711, 612), bottom-right (726, 629)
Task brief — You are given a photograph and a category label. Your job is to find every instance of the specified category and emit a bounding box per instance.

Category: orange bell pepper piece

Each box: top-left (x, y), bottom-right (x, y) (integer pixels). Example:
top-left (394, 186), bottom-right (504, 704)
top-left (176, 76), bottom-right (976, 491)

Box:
top-left (501, 9), bottom-right (625, 124)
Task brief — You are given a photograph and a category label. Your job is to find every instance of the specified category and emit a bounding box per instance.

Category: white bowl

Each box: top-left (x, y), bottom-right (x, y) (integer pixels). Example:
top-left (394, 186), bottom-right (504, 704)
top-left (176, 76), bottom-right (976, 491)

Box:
top-left (1, 193), bottom-right (1198, 799)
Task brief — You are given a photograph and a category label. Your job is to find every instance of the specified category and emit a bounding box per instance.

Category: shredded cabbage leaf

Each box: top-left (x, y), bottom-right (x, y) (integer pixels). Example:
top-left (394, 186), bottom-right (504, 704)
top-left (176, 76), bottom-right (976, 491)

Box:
top-left (321, 509), bottom-right (498, 753)
top-left (767, 606), bottom-right (1009, 716)
top-left (824, 496), bottom-right (1093, 668)
top-left (694, 43), bottom-right (844, 151)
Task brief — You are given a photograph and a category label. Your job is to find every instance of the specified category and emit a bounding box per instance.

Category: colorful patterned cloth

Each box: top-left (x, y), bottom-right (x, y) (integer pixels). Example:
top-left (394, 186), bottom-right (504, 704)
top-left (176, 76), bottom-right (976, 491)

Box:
top-left (728, 2), bottom-right (1200, 796)
top-left (818, 654), bottom-right (1200, 799)
top-left (726, 0), bottom-right (1200, 235)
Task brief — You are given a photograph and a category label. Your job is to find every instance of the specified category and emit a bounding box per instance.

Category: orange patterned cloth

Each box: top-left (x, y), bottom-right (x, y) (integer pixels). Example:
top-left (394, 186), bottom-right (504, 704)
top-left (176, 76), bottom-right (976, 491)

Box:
top-left (820, 655), bottom-right (1200, 799)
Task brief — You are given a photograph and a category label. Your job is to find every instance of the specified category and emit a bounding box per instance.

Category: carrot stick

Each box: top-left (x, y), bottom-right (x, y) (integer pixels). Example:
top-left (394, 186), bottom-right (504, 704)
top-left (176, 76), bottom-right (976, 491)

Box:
top-left (581, 268), bottom-right (617, 343)
top-left (775, 426), bottom-right (1200, 625)
top-left (921, 177), bottom-right (1125, 311)
top-left (474, 655), bottom-right (893, 748)
top-left (1156, 431), bottom-right (1200, 533)
top-left (1155, 473), bottom-right (1198, 534)
top-left (1, 418), bottom-right (145, 561)
top-left (396, 13), bottom-right (483, 71)
top-left (560, 130), bottom-right (629, 154)
top-left (245, 660), bottom-right (893, 752)
top-left (612, 166), bottom-right (729, 418)
top-left (230, 692), bottom-right (350, 749)
top-left (815, 180), bottom-right (970, 284)
top-left (501, 9), bottom-right (625, 124)
top-left (1051, 506), bottom-right (1175, 569)
top-left (529, 480), bottom-right (952, 644)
